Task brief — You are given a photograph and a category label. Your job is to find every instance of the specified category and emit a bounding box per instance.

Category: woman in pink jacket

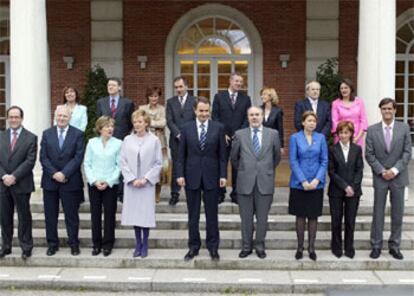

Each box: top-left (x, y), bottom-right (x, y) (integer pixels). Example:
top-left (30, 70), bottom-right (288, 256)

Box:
top-left (331, 79), bottom-right (368, 146)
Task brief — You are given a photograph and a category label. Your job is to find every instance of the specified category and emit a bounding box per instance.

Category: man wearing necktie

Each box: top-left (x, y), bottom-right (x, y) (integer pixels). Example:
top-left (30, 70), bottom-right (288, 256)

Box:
top-left (176, 97), bottom-right (226, 261)
top-left (166, 76), bottom-right (196, 206)
top-left (294, 80), bottom-right (331, 138)
top-left (365, 98), bottom-right (411, 260)
top-left (0, 106), bottom-right (37, 260)
top-left (212, 72), bottom-right (252, 204)
top-left (231, 106), bottom-right (281, 259)
top-left (40, 105), bottom-right (85, 257)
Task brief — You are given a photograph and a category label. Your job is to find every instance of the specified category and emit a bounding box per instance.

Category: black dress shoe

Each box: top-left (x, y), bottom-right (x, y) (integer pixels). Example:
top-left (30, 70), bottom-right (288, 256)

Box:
top-left (91, 248), bottom-right (101, 256)
top-left (184, 249), bottom-right (199, 261)
top-left (256, 250), bottom-right (266, 259)
top-left (103, 249), bottom-right (112, 257)
top-left (389, 249), bottom-right (404, 260)
top-left (332, 249), bottom-right (343, 258)
top-left (209, 250), bottom-right (220, 261)
top-left (71, 246), bottom-right (80, 256)
top-left (230, 193), bottom-right (238, 204)
top-left (238, 250), bottom-right (252, 258)
top-left (218, 194), bottom-right (225, 204)
top-left (344, 250), bottom-right (355, 259)
top-left (21, 250), bottom-right (32, 260)
top-left (169, 194), bottom-right (179, 206)
top-left (0, 248), bottom-right (11, 258)
top-left (46, 247), bottom-right (59, 256)
top-left (309, 250), bottom-right (317, 261)
top-left (295, 249), bottom-right (303, 260)
top-left (369, 248), bottom-right (381, 259)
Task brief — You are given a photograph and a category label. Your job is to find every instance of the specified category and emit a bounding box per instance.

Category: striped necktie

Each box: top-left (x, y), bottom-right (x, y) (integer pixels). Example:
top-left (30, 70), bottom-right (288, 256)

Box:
top-left (199, 123), bottom-right (206, 151)
top-left (252, 128), bottom-right (260, 156)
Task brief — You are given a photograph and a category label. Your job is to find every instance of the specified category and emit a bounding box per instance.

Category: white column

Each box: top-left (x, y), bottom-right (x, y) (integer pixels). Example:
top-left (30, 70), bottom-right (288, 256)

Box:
top-left (10, 0), bottom-right (50, 138)
top-left (358, 0), bottom-right (396, 124)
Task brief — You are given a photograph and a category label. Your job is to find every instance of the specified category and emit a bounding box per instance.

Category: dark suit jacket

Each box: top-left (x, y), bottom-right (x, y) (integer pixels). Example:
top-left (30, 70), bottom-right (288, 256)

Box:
top-left (166, 95), bottom-right (196, 153)
top-left (176, 120), bottom-right (226, 191)
top-left (212, 91), bottom-right (251, 137)
top-left (40, 126), bottom-right (84, 192)
top-left (328, 142), bottom-right (363, 197)
top-left (262, 105), bottom-right (284, 147)
top-left (294, 98), bottom-right (331, 137)
top-left (96, 96), bottom-right (135, 140)
top-left (0, 128), bottom-right (37, 194)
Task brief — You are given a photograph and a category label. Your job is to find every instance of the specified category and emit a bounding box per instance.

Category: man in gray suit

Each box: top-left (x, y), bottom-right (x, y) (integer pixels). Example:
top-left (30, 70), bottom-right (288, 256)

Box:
top-left (0, 106), bottom-right (37, 260)
top-left (366, 98), bottom-right (412, 260)
top-left (231, 106), bottom-right (281, 259)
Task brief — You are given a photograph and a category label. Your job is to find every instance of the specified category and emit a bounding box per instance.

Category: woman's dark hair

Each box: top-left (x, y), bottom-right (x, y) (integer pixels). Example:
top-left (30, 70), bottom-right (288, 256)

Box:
top-left (338, 78), bottom-right (356, 101)
top-left (336, 120), bottom-right (355, 142)
top-left (62, 86), bottom-right (80, 104)
top-left (145, 87), bottom-right (162, 103)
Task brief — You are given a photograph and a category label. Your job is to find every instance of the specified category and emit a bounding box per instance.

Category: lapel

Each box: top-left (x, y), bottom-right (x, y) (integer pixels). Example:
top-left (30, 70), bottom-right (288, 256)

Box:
top-left (51, 127), bottom-right (61, 154)
top-left (334, 142), bottom-right (347, 166)
top-left (5, 128), bottom-right (11, 157)
top-left (390, 121), bottom-right (399, 152)
top-left (316, 101), bottom-right (324, 120)
top-left (258, 127), bottom-right (269, 159)
top-left (244, 128), bottom-right (257, 158)
top-left (102, 97), bottom-right (112, 116)
top-left (9, 128), bottom-right (26, 159)
top-left (61, 126), bottom-right (74, 152)
top-left (115, 97), bottom-right (125, 120)
top-left (223, 91), bottom-right (234, 110)
top-left (303, 98), bottom-right (312, 111)
top-left (375, 123), bottom-right (388, 154)
top-left (190, 121), bottom-right (201, 152)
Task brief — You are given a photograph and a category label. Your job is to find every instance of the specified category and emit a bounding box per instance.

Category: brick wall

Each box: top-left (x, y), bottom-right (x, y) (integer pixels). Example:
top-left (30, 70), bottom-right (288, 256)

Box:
top-left (47, 0), bottom-right (91, 122)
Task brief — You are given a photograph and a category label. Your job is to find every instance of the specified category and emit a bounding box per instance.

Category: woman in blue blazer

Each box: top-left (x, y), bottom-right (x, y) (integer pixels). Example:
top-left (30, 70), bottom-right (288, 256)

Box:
top-left (84, 116), bottom-right (122, 257)
top-left (288, 111), bottom-right (328, 261)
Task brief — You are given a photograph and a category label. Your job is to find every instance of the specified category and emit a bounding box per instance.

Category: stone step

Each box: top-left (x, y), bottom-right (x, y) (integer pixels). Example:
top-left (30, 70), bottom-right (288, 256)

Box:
top-left (0, 266), bottom-right (412, 294)
top-left (8, 229), bottom-right (414, 250)
top-left (1, 248), bottom-right (413, 271)
top-left (26, 213), bottom-right (414, 231)
top-left (28, 201), bottom-right (414, 216)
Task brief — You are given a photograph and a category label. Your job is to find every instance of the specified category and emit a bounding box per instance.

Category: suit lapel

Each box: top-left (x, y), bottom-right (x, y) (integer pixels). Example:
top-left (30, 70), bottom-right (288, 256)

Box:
top-left (103, 97), bottom-right (112, 116)
top-left (61, 126), bottom-right (74, 152)
top-left (115, 97), bottom-right (125, 120)
top-left (258, 128), bottom-right (269, 159)
top-left (375, 123), bottom-right (388, 154)
top-left (190, 121), bottom-right (201, 152)
top-left (303, 98), bottom-right (312, 111)
top-left (9, 128), bottom-right (27, 158)
top-left (334, 143), bottom-right (347, 166)
top-left (223, 91), bottom-right (234, 109)
top-left (390, 122), bottom-right (399, 152)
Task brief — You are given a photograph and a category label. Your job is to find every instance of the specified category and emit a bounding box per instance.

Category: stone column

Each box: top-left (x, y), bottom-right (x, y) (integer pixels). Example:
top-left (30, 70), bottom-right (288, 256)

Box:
top-left (10, 0), bottom-right (50, 138)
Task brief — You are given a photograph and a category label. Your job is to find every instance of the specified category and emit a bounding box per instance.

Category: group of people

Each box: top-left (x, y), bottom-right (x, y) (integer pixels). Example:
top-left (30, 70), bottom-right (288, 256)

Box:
top-left (0, 74), bottom-right (411, 264)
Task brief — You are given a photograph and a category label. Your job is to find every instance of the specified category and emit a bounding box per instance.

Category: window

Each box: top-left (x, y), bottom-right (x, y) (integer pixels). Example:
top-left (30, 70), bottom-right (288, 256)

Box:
top-left (0, 7), bottom-right (9, 130)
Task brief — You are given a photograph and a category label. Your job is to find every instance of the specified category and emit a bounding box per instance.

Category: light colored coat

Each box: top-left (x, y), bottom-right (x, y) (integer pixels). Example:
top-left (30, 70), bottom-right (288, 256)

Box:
top-left (120, 132), bottom-right (162, 227)
top-left (231, 127), bottom-right (281, 195)
top-left (138, 104), bottom-right (167, 148)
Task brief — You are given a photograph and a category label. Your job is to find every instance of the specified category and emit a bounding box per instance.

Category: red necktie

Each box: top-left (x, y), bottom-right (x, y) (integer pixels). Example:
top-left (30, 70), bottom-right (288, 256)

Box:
top-left (10, 131), bottom-right (18, 151)
top-left (111, 98), bottom-right (116, 118)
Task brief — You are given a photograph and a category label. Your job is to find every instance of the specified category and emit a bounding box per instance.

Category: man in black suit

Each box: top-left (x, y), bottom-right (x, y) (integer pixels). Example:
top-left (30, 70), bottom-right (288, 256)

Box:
top-left (96, 77), bottom-right (135, 201)
top-left (212, 72), bottom-right (251, 203)
top-left (294, 80), bottom-right (331, 137)
top-left (0, 106), bottom-right (37, 260)
top-left (40, 105), bottom-right (85, 256)
top-left (176, 97), bottom-right (227, 261)
top-left (166, 76), bottom-right (196, 206)
top-left (96, 77), bottom-right (135, 140)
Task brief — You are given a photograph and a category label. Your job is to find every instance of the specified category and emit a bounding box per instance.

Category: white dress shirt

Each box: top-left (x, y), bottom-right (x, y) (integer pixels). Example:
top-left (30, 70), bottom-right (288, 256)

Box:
top-left (178, 92), bottom-right (188, 107)
top-left (250, 125), bottom-right (263, 146)
top-left (308, 97), bottom-right (318, 113)
top-left (9, 126), bottom-right (23, 144)
top-left (339, 141), bottom-right (350, 163)
top-left (228, 89), bottom-right (238, 104)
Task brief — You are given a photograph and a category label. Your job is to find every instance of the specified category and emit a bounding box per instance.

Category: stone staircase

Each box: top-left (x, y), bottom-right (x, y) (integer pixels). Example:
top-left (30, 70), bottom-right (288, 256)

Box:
top-left (0, 186), bottom-right (413, 294)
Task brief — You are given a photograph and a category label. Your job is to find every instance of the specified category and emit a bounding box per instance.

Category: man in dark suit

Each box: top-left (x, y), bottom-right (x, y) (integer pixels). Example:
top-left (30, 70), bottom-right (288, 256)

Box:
top-left (176, 96), bottom-right (227, 261)
top-left (212, 72), bottom-right (251, 203)
top-left (96, 77), bottom-right (135, 140)
top-left (166, 76), bottom-right (196, 206)
top-left (365, 98), bottom-right (412, 260)
top-left (0, 106), bottom-right (37, 260)
top-left (96, 77), bottom-right (135, 201)
top-left (40, 105), bottom-right (85, 256)
top-left (294, 80), bottom-right (331, 137)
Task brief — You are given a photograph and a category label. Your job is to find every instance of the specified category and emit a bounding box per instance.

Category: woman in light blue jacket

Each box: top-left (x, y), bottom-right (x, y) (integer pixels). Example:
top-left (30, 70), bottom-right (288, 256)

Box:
top-left (84, 116), bottom-right (122, 257)
top-left (63, 86), bottom-right (88, 132)
top-left (288, 111), bottom-right (328, 261)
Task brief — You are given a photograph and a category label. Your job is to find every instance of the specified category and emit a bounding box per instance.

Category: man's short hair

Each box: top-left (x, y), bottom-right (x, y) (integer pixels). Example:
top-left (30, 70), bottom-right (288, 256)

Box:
top-left (305, 80), bottom-right (321, 91)
top-left (194, 96), bottom-right (210, 109)
top-left (107, 77), bottom-right (122, 86)
top-left (173, 76), bottom-right (188, 86)
top-left (230, 72), bottom-right (242, 80)
top-left (378, 97), bottom-right (396, 109)
top-left (6, 105), bottom-right (24, 118)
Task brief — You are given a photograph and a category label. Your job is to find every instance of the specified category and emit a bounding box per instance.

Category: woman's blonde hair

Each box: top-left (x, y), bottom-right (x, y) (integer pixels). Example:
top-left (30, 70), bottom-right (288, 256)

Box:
top-left (131, 109), bottom-right (151, 130)
top-left (94, 116), bottom-right (115, 134)
top-left (260, 87), bottom-right (279, 106)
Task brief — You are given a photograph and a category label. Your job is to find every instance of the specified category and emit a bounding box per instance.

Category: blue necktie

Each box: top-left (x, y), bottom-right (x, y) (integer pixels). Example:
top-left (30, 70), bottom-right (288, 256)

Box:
top-left (199, 123), bottom-right (206, 151)
top-left (252, 128), bottom-right (260, 156)
top-left (58, 128), bottom-right (65, 149)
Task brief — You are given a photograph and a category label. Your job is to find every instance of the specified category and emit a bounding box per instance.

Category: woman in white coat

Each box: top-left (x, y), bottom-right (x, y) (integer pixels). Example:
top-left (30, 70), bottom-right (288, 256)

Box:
top-left (120, 109), bottom-right (162, 258)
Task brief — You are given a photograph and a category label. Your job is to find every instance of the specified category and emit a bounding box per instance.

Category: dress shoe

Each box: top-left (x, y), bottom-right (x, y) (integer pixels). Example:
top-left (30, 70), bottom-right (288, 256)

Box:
top-left (389, 249), bottom-right (404, 260)
top-left (184, 249), bottom-right (199, 261)
top-left (133, 249), bottom-right (141, 258)
top-left (21, 250), bottom-right (32, 260)
top-left (295, 249), bottom-right (303, 260)
top-left (238, 250), bottom-right (252, 258)
top-left (46, 247), bottom-right (59, 256)
top-left (344, 250), bottom-right (355, 259)
top-left (169, 194), bottom-right (179, 206)
top-left (91, 248), bottom-right (101, 256)
top-left (369, 248), bottom-right (381, 259)
top-left (70, 246), bottom-right (80, 256)
top-left (218, 194), bottom-right (225, 204)
top-left (209, 250), bottom-right (220, 261)
top-left (256, 250), bottom-right (266, 259)
top-left (309, 250), bottom-right (317, 261)
top-left (0, 248), bottom-right (11, 258)
top-left (230, 193), bottom-right (238, 204)
top-left (332, 249), bottom-right (343, 258)
top-left (103, 249), bottom-right (111, 257)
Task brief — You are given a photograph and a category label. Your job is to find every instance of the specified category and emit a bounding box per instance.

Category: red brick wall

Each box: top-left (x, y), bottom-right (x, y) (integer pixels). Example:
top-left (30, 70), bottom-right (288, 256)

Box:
top-left (123, 0), bottom-right (306, 148)
top-left (47, 0), bottom-right (91, 122)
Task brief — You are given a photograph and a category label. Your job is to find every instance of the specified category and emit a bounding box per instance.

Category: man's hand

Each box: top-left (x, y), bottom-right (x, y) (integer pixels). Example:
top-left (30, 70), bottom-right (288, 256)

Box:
top-left (225, 135), bottom-right (231, 146)
top-left (382, 170), bottom-right (396, 181)
top-left (345, 186), bottom-right (355, 197)
top-left (2, 175), bottom-right (16, 187)
top-left (53, 172), bottom-right (66, 183)
top-left (219, 178), bottom-right (227, 188)
top-left (176, 177), bottom-right (185, 187)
